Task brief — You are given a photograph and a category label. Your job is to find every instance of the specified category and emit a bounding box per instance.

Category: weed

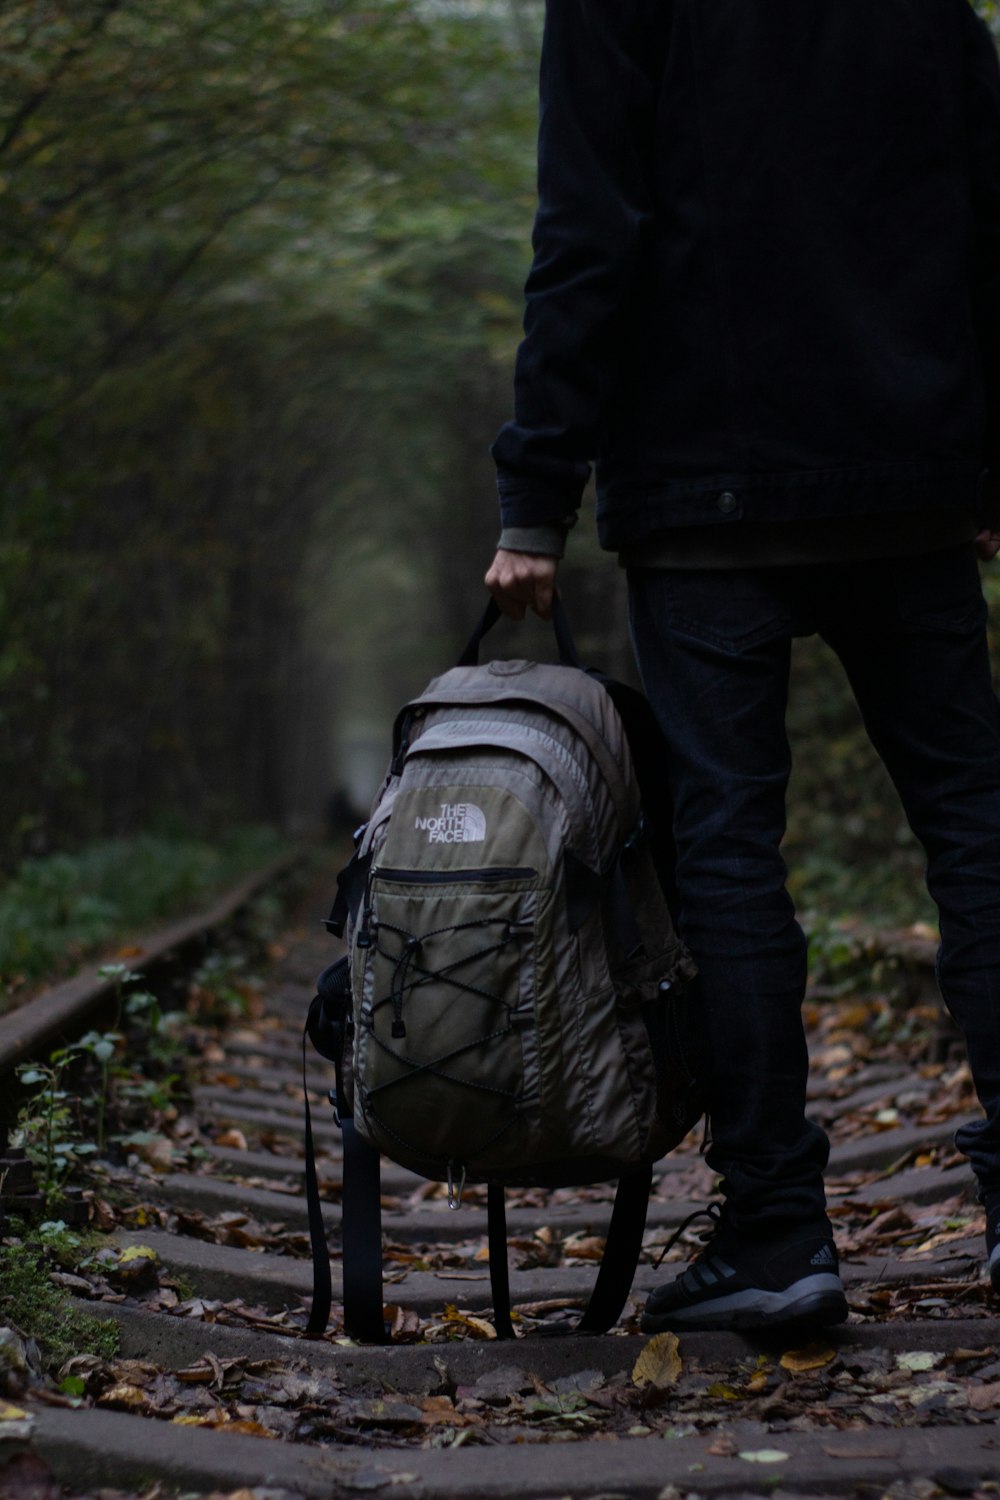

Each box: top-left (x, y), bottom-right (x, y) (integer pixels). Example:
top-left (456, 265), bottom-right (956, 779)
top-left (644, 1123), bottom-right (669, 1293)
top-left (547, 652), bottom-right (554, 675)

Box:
top-left (14, 1050), bottom-right (98, 1212)
top-left (73, 1028), bottom-right (123, 1153)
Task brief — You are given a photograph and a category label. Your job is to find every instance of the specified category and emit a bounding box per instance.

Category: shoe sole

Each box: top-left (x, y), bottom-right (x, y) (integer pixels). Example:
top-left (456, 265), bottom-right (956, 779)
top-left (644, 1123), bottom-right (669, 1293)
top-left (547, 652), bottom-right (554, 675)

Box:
top-left (641, 1274), bottom-right (849, 1335)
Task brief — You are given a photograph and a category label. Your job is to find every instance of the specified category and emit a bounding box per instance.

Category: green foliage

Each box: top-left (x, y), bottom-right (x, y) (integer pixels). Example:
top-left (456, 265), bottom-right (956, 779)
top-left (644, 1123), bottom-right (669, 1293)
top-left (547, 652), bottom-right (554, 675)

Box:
top-left (0, 825), bottom-right (287, 995)
top-left (13, 961), bottom-right (186, 1200)
top-left (977, 0), bottom-right (1000, 36)
top-left (14, 1049), bottom-right (98, 1212)
top-left (0, 0), bottom-right (535, 856)
top-left (0, 1227), bottom-right (119, 1369)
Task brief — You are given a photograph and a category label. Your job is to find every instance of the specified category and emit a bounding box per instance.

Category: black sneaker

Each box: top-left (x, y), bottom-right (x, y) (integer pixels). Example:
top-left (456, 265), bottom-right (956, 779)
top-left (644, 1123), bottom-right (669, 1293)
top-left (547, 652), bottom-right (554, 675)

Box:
top-left (984, 1191), bottom-right (1000, 1293)
top-left (642, 1203), bottom-right (849, 1334)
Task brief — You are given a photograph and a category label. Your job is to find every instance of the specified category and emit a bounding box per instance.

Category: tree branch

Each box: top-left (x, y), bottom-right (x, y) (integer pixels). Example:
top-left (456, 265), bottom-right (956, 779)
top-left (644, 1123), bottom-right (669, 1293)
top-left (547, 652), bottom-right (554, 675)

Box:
top-left (0, 0), bottom-right (126, 158)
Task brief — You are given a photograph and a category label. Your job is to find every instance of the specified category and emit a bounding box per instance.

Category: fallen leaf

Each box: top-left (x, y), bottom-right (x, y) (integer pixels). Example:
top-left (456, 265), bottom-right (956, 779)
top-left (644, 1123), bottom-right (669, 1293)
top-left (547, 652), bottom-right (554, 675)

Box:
top-left (441, 1305), bottom-right (497, 1340)
top-left (344, 1398), bottom-right (425, 1428)
top-left (342, 1470), bottom-right (419, 1492)
top-left (632, 1332), bottom-right (682, 1390)
top-left (119, 1245), bottom-right (157, 1264)
top-left (222, 1420), bottom-right (277, 1438)
top-left (706, 1433), bottom-right (738, 1457)
top-left (131, 1135), bottom-right (174, 1169)
top-left (780, 1343), bottom-right (837, 1373)
top-left (0, 1403), bottom-right (29, 1423)
top-left (418, 1396), bottom-right (476, 1428)
top-left (895, 1351), bottom-right (943, 1373)
top-left (561, 1234), bottom-right (606, 1262)
top-left (90, 1198), bottom-right (118, 1231)
top-left (969, 1381), bottom-right (1000, 1412)
top-left (739, 1449), bottom-right (790, 1464)
top-left (387, 1305), bottom-right (423, 1343)
top-left (512, 1298), bottom-right (585, 1318)
top-left (97, 1384), bottom-right (152, 1412)
top-left (706, 1382), bottom-right (741, 1401)
top-left (214, 1129), bottom-right (248, 1151)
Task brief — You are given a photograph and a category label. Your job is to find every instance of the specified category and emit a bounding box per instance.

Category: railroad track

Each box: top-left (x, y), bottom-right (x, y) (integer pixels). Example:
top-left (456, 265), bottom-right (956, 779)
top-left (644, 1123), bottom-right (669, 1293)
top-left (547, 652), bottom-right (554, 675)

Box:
top-left (2, 868), bottom-right (999, 1500)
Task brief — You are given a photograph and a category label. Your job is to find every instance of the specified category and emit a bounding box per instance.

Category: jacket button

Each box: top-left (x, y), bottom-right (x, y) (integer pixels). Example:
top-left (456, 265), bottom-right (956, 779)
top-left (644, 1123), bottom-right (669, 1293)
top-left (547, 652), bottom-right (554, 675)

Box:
top-left (718, 491), bottom-right (737, 514)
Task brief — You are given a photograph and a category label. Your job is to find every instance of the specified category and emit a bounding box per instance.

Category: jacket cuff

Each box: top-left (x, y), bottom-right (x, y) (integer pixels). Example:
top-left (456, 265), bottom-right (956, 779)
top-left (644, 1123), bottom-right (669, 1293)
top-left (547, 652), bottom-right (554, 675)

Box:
top-left (498, 523), bottom-right (570, 558)
top-left (495, 467), bottom-right (587, 531)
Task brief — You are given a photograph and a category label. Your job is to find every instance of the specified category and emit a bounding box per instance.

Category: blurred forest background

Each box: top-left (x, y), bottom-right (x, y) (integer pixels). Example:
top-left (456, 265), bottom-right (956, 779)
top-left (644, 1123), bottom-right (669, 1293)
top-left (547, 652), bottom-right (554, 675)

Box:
top-left (2, 0), bottom-right (1000, 983)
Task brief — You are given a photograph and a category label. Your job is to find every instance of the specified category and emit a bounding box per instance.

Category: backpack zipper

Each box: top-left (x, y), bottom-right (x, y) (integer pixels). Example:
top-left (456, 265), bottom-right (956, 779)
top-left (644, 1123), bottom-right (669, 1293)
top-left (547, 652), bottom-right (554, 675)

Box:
top-left (374, 866), bottom-right (536, 885)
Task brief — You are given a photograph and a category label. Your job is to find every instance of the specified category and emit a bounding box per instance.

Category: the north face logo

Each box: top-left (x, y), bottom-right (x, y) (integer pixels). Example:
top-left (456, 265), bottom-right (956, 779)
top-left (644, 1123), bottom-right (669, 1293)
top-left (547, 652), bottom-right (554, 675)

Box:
top-left (414, 803), bottom-right (487, 844)
top-left (809, 1244), bottom-right (836, 1268)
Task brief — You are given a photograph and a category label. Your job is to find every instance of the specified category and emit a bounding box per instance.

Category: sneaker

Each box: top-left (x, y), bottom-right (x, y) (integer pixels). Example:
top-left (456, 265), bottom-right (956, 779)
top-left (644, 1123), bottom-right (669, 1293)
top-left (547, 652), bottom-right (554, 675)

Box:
top-left (984, 1191), bottom-right (1000, 1293)
top-left (642, 1203), bottom-right (849, 1334)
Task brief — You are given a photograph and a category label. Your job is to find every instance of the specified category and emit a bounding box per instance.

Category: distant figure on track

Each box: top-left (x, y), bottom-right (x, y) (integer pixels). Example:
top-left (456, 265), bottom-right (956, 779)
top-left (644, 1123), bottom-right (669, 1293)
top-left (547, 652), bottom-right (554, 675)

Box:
top-left (486, 0), bottom-right (1000, 1332)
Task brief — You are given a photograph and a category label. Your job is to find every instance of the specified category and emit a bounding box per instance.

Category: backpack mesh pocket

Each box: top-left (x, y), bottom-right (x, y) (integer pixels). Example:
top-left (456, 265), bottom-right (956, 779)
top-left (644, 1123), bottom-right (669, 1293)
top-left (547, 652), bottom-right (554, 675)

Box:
top-left (354, 869), bottom-right (542, 1174)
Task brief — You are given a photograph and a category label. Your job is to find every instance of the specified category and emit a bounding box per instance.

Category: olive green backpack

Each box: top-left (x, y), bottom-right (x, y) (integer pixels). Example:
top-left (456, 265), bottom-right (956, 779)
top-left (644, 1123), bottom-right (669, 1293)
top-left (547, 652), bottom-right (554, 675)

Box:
top-left (304, 600), bottom-right (702, 1342)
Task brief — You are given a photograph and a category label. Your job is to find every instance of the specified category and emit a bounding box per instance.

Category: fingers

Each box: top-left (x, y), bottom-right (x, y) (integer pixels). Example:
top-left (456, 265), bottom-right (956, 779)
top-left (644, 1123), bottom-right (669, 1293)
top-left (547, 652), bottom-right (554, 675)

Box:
top-left (484, 550), bottom-right (559, 621)
top-left (977, 529), bottom-right (1000, 562)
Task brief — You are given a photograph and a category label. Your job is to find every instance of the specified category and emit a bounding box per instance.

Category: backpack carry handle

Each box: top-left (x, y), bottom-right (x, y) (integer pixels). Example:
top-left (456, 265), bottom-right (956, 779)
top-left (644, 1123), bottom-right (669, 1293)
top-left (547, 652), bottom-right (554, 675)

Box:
top-left (458, 594), bottom-right (581, 669)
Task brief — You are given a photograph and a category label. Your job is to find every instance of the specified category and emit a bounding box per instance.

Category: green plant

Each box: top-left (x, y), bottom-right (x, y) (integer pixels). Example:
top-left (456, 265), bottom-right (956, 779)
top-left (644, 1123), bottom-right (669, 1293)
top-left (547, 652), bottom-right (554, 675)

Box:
top-left (14, 1052), bottom-right (98, 1212)
top-left (0, 1229), bottom-right (118, 1370)
top-left (189, 949), bottom-right (261, 1023)
top-left (71, 1029), bottom-right (123, 1153)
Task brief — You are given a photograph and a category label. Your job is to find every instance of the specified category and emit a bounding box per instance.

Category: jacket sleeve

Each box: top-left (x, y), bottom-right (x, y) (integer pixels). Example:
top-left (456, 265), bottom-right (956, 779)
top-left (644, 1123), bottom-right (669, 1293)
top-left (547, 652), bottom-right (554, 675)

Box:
top-left (490, 0), bottom-right (662, 530)
top-left (963, 4), bottom-right (1000, 524)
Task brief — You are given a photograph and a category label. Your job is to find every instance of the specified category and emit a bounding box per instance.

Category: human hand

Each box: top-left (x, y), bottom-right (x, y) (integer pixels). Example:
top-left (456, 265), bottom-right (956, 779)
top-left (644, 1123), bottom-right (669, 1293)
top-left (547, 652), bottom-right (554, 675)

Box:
top-left (977, 528), bottom-right (1000, 561)
top-left (484, 549), bottom-right (559, 621)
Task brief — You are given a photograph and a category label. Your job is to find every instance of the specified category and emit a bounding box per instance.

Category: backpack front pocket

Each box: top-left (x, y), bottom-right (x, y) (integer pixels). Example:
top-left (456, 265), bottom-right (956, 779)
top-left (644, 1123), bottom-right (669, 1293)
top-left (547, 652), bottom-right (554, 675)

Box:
top-left (354, 867), bottom-right (542, 1176)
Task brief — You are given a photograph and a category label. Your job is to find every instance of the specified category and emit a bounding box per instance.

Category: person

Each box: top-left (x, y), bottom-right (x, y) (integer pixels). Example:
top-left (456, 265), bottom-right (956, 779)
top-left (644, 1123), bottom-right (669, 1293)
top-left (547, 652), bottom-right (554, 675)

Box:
top-left (485, 0), bottom-right (1000, 1333)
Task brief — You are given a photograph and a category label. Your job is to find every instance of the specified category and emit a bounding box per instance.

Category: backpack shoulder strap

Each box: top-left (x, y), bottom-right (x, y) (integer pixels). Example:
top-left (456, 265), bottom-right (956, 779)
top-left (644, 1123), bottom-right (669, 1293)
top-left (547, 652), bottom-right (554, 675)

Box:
top-left (487, 1167), bottom-right (652, 1338)
top-left (340, 1119), bottom-right (386, 1343)
top-left (576, 1166), bottom-right (653, 1333)
top-left (304, 959), bottom-right (387, 1343)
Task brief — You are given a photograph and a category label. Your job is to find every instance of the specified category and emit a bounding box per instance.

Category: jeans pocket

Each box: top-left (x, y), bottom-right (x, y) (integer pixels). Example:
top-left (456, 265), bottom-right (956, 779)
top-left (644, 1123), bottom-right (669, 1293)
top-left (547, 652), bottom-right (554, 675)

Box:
top-left (651, 569), bottom-right (793, 654)
top-left (894, 544), bottom-right (987, 635)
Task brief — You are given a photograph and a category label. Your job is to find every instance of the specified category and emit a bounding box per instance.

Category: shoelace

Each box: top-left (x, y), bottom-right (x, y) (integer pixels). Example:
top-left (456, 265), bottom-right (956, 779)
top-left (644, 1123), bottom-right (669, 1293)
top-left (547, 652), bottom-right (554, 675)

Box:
top-left (654, 1199), bottom-right (727, 1269)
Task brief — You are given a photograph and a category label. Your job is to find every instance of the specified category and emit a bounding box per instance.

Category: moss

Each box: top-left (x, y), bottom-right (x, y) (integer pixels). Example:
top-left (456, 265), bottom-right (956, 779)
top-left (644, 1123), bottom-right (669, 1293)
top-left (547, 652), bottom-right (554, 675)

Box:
top-left (0, 1236), bottom-right (119, 1369)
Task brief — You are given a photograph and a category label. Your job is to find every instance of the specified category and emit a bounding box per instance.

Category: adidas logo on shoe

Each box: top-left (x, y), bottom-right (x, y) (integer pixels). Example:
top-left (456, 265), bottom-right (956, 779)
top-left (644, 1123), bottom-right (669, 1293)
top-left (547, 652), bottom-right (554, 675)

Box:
top-left (642, 1206), bottom-right (848, 1334)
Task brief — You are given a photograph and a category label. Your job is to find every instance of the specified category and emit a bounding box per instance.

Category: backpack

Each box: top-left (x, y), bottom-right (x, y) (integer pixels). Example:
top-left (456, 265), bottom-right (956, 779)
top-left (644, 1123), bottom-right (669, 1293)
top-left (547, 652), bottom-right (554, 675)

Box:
top-left (303, 599), bottom-right (703, 1342)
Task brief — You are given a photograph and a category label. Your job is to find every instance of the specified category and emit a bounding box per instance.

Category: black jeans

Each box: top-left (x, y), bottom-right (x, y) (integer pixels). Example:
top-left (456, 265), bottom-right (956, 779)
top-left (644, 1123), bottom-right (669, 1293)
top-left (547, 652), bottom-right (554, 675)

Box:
top-left (628, 543), bottom-right (1000, 1233)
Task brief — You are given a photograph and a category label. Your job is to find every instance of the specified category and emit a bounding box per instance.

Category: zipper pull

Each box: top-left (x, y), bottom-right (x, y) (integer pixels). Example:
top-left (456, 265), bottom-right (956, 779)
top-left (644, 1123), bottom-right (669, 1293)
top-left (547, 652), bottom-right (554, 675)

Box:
top-left (447, 1160), bottom-right (466, 1210)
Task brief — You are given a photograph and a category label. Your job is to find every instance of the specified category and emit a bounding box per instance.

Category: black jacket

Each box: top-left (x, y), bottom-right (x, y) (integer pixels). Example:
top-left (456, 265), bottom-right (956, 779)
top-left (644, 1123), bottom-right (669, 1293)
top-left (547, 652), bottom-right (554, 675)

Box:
top-left (491, 0), bottom-right (1000, 550)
